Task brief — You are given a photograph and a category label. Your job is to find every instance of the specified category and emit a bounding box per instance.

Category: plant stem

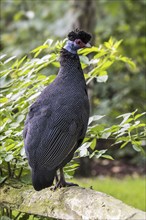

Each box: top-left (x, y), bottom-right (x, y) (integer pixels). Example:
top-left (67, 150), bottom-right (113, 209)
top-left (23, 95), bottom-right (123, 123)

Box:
top-left (7, 162), bottom-right (12, 177)
top-left (12, 158), bottom-right (17, 178)
top-left (17, 167), bottom-right (23, 179)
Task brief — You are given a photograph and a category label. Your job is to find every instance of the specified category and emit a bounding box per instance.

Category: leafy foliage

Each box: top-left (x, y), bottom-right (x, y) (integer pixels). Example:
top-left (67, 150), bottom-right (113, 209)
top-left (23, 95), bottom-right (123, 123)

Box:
top-left (1, 0), bottom-right (146, 123)
top-left (0, 38), bottom-right (145, 182)
top-left (93, 0), bottom-right (146, 120)
top-left (82, 110), bottom-right (146, 160)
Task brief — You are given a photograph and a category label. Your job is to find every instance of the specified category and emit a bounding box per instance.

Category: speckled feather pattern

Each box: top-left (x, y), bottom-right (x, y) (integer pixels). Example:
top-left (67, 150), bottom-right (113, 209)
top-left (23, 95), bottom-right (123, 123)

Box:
top-left (23, 48), bottom-right (90, 190)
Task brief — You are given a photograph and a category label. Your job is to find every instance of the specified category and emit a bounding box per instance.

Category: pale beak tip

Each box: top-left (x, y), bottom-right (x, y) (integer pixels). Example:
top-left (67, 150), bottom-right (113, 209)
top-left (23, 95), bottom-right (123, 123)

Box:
top-left (85, 42), bottom-right (91, 48)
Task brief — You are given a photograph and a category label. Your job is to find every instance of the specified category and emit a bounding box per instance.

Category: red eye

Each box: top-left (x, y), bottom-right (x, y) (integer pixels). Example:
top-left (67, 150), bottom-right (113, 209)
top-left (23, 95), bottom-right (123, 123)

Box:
top-left (75, 39), bottom-right (85, 48)
top-left (77, 40), bottom-right (81, 45)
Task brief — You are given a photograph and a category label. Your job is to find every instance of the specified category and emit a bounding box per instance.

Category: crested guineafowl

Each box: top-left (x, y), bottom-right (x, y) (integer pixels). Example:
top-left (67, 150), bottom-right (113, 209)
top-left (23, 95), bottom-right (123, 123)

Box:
top-left (23, 30), bottom-right (92, 191)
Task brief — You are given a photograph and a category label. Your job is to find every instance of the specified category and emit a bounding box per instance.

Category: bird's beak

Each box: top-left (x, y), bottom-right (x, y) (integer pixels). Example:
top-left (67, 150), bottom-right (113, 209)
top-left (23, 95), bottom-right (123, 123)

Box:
top-left (85, 42), bottom-right (91, 48)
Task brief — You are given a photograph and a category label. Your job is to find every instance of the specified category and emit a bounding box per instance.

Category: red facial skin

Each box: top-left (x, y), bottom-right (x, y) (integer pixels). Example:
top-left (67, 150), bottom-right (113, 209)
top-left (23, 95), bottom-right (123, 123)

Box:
top-left (74, 39), bottom-right (86, 48)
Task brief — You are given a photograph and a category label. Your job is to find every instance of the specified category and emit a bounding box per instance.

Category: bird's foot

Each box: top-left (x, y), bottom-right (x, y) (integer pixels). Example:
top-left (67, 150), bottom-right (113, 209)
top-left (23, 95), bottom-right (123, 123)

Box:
top-left (50, 168), bottom-right (78, 191)
top-left (50, 180), bottom-right (78, 191)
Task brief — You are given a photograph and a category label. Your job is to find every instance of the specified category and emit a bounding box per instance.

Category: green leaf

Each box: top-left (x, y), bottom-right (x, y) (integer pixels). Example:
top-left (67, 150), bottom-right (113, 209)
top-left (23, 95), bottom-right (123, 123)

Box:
top-left (44, 38), bottom-right (53, 47)
top-left (31, 45), bottom-right (49, 57)
top-left (5, 154), bottom-right (13, 162)
top-left (109, 37), bottom-right (114, 46)
top-left (52, 61), bottom-right (60, 67)
top-left (104, 42), bottom-right (111, 49)
top-left (4, 56), bottom-right (16, 64)
top-left (17, 115), bottom-right (25, 123)
top-left (119, 56), bottom-right (136, 69)
top-left (0, 97), bottom-right (8, 103)
top-left (88, 115), bottom-right (105, 125)
top-left (79, 142), bottom-right (91, 157)
top-left (20, 147), bottom-right (26, 157)
top-left (0, 54), bottom-right (7, 60)
top-left (102, 155), bottom-right (114, 160)
top-left (17, 56), bottom-right (27, 68)
top-left (0, 176), bottom-right (7, 184)
top-left (95, 149), bottom-right (107, 159)
top-left (113, 39), bottom-right (123, 49)
top-left (89, 150), bottom-right (98, 158)
top-left (31, 45), bottom-right (49, 54)
top-left (132, 140), bottom-right (142, 152)
top-left (80, 55), bottom-right (90, 65)
top-left (120, 141), bottom-right (129, 149)
top-left (117, 113), bottom-right (132, 124)
top-left (132, 144), bottom-right (142, 152)
top-left (10, 122), bottom-right (20, 128)
top-left (6, 144), bottom-right (15, 151)
top-left (96, 75), bottom-right (108, 83)
top-left (102, 132), bottom-right (111, 139)
top-left (79, 46), bottom-right (98, 55)
top-left (94, 51), bottom-right (107, 59)
top-left (134, 112), bottom-right (146, 120)
top-left (105, 125), bottom-right (119, 133)
top-left (100, 60), bottom-right (113, 71)
top-left (90, 139), bottom-right (96, 150)
top-left (28, 92), bottom-right (41, 101)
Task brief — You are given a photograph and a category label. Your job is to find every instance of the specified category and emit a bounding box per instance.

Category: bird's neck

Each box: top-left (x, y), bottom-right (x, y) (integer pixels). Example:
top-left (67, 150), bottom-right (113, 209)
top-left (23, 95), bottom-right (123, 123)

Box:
top-left (59, 48), bottom-right (80, 67)
top-left (63, 40), bottom-right (80, 54)
top-left (58, 49), bottom-right (84, 80)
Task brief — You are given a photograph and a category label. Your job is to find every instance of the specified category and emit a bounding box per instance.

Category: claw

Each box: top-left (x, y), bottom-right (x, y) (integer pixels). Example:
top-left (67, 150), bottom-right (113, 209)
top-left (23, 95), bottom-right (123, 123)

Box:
top-left (50, 168), bottom-right (78, 191)
top-left (50, 180), bottom-right (78, 191)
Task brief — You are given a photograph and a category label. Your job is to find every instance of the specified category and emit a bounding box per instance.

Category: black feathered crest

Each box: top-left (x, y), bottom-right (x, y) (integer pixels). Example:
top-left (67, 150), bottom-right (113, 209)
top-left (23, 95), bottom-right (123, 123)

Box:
top-left (68, 29), bottom-right (92, 44)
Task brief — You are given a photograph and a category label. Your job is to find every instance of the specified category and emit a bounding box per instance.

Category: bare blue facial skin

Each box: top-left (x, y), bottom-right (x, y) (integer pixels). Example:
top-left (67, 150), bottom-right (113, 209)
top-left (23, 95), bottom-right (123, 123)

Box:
top-left (64, 40), bottom-right (80, 54)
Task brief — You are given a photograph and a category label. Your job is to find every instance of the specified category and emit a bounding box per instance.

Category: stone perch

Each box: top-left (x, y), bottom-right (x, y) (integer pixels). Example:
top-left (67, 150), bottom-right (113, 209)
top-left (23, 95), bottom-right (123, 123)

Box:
top-left (0, 185), bottom-right (145, 219)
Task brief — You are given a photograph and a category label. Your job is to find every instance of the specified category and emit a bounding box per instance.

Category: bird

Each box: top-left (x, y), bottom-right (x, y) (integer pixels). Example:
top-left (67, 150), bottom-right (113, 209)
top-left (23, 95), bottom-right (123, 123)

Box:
top-left (23, 30), bottom-right (92, 191)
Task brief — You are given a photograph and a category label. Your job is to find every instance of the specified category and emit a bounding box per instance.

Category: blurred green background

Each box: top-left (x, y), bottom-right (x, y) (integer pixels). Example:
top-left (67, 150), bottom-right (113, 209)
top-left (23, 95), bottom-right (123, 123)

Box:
top-left (1, 0), bottom-right (146, 120)
top-left (0, 0), bottom-right (146, 215)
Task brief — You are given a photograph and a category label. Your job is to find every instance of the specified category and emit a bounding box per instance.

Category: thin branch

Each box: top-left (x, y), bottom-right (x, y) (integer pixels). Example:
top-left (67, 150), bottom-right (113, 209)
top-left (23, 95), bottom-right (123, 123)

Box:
top-left (11, 158), bottom-right (17, 178)
top-left (0, 168), bottom-right (3, 176)
top-left (7, 162), bottom-right (12, 177)
top-left (14, 212), bottom-right (22, 220)
top-left (17, 167), bottom-right (23, 180)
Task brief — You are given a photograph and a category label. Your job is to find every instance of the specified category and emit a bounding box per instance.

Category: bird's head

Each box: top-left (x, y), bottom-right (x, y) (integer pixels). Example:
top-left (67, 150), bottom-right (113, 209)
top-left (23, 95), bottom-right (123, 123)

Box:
top-left (64, 29), bottom-right (92, 54)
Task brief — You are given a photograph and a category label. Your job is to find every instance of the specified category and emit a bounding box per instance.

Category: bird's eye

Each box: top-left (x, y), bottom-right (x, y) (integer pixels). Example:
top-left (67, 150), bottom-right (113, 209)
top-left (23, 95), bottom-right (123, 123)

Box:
top-left (76, 39), bottom-right (81, 45)
top-left (75, 39), bottom-right (83, 47)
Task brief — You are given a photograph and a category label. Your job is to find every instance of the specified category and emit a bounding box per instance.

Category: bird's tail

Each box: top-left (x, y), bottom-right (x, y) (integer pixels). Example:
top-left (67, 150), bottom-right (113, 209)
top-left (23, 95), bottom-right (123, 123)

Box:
top-left (31, 168), bottom-right (56, 191)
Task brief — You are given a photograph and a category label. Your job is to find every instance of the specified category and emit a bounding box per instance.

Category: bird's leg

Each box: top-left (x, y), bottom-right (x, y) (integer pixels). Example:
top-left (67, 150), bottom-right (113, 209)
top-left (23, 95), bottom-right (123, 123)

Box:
top-left (55, 172), bottom-right (59, 184)
top-left (59, 168), bottom-right (66, 186)
top-left (50, 172), bottom-right (59, 191)
top-left (52, 168), bottom-right (78, 191)
top-left (59, 168), bottom-right (78, 187)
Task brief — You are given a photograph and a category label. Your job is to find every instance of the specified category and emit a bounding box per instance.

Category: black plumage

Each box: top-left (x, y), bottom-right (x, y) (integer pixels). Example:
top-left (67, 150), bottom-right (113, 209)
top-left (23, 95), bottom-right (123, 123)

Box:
top-left (23, 30), bottom-right (92, 191)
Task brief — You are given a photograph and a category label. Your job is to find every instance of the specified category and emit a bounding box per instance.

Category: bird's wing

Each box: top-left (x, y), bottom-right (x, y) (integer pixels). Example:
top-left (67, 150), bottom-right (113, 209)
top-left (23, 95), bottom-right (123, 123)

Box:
top-left (24, 102), bottom-right (80, 170)
top-left (24, 102), bottom-right (52, 164)
top-left (36, 121), bottom-right (78, 169)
